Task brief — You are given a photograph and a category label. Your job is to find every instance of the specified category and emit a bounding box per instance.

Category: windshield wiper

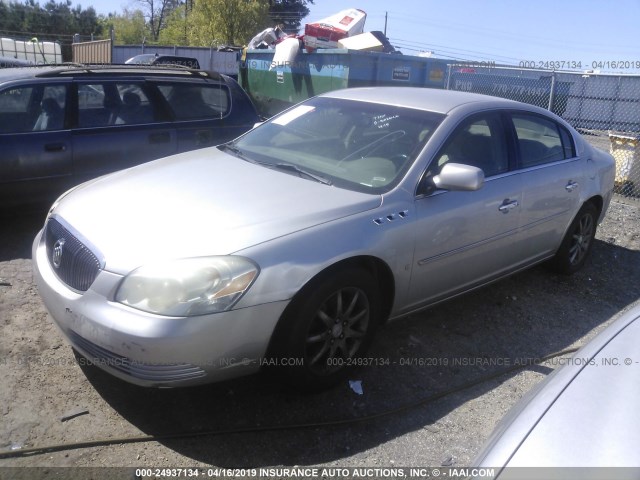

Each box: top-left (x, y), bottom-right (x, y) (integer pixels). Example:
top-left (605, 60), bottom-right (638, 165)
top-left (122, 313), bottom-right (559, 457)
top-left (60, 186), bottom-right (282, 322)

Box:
top-left (273, 163), bottom-right (332, 185)
top-left (219, 143), bottom-right (252, 161)
top-left (220, 145), bottom-right (332, 185)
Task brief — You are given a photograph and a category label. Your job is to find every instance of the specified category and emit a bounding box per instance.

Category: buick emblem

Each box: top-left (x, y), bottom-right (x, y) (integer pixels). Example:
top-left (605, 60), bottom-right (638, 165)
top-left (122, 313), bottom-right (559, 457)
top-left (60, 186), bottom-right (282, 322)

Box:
top-left (52, 238), bottom-right (66, 269)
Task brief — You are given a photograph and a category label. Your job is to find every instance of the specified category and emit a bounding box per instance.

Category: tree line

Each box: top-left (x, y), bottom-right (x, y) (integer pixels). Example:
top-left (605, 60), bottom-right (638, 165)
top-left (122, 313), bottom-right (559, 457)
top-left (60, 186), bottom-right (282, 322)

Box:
top-left (0, 0), bottom-right (313, 52)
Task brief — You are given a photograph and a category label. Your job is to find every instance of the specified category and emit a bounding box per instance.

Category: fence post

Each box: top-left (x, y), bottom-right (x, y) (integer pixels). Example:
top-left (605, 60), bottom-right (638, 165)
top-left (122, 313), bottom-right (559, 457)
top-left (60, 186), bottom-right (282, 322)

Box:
top-left (547, 71), bottom-right (556, 111)
top-left (445, 64), bottom-right (452, 90)
top-left (110, 27), bottom-right (114, 64)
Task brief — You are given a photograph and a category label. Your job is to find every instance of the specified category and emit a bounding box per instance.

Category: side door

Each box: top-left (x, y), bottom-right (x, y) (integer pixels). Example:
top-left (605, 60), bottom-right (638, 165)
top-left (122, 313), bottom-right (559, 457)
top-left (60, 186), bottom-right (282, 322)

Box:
top-left (509, 112), bottom-right (584, 261)
top-left (407, 112), bottom-right (525, 309)
top-left (71, 80), bottom-right (177, 183)
top-left (0, 82), bottom-right (73, 208)
top-left (155, 81), bottom-right (248, 152)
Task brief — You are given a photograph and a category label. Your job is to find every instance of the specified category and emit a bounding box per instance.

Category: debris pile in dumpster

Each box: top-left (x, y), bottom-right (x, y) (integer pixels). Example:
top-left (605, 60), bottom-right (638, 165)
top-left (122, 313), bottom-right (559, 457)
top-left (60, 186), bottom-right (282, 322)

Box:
top-left (303, 8), bottom-right (367, 52)
top-left (247, 7), bottom-right (399, 69)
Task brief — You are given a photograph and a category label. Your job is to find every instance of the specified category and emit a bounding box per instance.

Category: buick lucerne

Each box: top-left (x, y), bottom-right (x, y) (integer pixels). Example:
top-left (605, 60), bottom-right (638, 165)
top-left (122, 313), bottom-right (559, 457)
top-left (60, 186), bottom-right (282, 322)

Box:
top-left (33, 88), bottom-right (615, 389)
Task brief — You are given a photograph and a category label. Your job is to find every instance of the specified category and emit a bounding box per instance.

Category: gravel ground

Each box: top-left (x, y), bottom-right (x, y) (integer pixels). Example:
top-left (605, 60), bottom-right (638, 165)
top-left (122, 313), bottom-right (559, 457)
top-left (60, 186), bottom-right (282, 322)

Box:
top-left (0, 198), bottom-right (639, 477)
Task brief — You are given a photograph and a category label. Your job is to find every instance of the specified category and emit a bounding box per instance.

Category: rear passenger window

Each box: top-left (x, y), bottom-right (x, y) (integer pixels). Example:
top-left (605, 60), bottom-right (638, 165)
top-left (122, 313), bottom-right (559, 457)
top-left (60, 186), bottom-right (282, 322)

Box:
top-left (512, 114), bottom-right (569, 168)
top-left (559, 124), bottom-right (576, 158)
top-left (78, 83), bottom-right (154, 127)
top-left (157, 84), bottom-right (230, 120)
top-left (33, 86), bottom-right (66, 131)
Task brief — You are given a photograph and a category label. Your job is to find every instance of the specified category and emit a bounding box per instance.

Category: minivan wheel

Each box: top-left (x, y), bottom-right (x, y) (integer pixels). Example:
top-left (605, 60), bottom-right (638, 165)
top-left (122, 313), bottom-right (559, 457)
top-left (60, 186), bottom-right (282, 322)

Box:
top-left (267, 267), bottom-right (380, 390)
top-left (548, 202), bottom-right (598, 275)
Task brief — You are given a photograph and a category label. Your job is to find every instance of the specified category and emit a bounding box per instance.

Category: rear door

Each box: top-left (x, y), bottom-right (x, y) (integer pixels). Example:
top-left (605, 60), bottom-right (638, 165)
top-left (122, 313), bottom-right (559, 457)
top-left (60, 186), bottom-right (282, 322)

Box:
top-left (71, 80), bottom-right (177, 182)
top-left (0, 82), bottom-right (73, 207)
top-left (510, 112), bottom-right (583, 261)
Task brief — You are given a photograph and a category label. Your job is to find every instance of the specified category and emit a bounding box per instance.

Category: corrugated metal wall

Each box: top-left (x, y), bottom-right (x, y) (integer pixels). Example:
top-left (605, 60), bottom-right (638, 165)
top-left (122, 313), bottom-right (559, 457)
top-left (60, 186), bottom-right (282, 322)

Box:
top-left (72, 39), bottom-right (112, 64)
top-left (71, 40), bottom-right (239, 76)
top-left (112, 45), bottom-right (239, 76)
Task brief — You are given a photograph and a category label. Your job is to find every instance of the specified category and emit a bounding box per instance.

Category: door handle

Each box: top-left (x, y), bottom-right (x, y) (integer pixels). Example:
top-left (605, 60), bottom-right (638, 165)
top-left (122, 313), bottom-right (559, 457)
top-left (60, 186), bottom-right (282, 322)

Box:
top-left (149, 132), bottom-right (171, 144)
top-left (44, 143), bottom-right (66, 152)
top-left (498, 199), bottom-right (519, 213)
top-left (565, 181), bottom-right (579, 192)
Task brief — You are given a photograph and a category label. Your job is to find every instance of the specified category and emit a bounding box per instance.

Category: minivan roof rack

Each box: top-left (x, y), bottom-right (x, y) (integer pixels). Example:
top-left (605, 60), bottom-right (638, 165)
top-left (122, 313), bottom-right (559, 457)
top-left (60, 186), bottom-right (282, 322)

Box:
top-left (33, 63), bottom-right (221, 80)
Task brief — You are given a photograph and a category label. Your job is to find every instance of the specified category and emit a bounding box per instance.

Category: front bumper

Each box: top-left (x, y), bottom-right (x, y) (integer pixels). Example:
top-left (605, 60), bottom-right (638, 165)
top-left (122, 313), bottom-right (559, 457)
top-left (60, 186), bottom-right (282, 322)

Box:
top-left (32, 229), bottom-right (288, 387)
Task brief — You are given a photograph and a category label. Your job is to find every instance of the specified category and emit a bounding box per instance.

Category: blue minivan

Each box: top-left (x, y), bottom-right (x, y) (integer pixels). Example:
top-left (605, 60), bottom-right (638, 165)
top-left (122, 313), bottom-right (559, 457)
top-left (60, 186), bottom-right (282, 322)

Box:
top-left (0, 65), bottom-right (259, 208)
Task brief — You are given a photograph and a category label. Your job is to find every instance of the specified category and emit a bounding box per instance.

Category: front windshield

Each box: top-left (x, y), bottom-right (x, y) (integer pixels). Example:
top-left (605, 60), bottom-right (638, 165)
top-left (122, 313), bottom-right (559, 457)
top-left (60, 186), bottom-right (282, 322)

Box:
top-left (232, 97), bottom-right (444, 193)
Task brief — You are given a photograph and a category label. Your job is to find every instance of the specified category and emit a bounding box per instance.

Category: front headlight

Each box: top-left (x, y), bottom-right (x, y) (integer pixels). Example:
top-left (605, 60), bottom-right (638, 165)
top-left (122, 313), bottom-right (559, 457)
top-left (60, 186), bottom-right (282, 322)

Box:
top-left (115, 256), bottom-right (259, 316)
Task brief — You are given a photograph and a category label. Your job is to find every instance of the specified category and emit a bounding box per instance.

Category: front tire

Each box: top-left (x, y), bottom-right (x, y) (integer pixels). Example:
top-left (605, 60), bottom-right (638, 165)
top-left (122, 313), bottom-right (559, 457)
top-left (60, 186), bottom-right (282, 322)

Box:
top-left (548, 202), bottom-right (598, 274)
top-left (267, 267), bottom-right (380, 390)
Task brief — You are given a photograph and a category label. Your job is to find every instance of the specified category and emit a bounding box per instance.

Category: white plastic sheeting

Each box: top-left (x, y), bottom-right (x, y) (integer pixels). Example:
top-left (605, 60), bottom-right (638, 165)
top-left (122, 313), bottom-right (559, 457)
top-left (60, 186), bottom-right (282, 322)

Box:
top-left (0, 37), bottom-right (62, 64)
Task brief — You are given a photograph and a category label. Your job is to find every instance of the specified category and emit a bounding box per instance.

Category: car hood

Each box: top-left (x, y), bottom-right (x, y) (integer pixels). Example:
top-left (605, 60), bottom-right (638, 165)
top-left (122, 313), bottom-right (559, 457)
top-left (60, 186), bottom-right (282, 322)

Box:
top-left (53, 148), bottom-right (381, 274)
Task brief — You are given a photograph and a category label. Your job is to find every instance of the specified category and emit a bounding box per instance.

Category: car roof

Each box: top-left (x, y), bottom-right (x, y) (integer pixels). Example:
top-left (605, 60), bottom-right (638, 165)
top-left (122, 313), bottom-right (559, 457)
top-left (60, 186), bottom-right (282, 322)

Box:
top-left (0, 64), bottom-right (221, 83)
top-left (156, 55), bottom-right (198, 61)
top-left (322, 87), bottom-right (529, 114)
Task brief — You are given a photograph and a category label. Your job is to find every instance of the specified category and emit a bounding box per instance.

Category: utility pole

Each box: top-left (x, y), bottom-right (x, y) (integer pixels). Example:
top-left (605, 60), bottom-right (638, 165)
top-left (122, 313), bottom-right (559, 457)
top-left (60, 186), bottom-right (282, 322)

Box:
top-left (384, 11), bottom-right (388, 36)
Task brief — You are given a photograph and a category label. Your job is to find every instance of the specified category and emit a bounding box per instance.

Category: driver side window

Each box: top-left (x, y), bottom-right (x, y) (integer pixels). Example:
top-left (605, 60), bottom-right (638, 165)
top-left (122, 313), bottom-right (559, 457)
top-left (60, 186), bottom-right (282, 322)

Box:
top-left (433, 113), bottom-right (509, 178)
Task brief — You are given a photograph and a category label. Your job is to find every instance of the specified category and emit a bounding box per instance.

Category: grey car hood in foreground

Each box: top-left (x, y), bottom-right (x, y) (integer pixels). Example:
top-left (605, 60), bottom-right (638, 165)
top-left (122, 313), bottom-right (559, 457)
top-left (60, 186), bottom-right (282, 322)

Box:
top-left (474, 303), bottom-right (640, 474)
top-left (52, 148), bottom-right (381, 274)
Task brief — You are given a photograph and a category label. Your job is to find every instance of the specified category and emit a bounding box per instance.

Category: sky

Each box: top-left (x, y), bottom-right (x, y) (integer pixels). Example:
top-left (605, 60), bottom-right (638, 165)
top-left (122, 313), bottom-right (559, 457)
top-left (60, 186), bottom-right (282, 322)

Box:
top-left (79, 0), bottom-right (640, 72)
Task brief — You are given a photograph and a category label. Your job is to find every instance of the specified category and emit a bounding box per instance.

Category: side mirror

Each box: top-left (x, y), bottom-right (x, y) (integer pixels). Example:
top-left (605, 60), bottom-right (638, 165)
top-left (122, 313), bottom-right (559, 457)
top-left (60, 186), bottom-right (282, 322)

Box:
top-left (433, 163), bottom-right (484, 191)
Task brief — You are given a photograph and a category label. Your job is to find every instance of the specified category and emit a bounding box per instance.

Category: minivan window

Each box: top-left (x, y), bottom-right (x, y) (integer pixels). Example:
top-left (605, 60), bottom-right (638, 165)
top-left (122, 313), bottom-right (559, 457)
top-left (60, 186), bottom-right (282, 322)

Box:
top-left (78, 83), bottom-right (154, 127)
top-left (33, 86), bottom-right (66, 131)
top-left (0, 86), bottom-right (34, 133)
top-left (157, 84), bottom-right (230, 120)
top-left (0, 85), bottom-right (66, 133)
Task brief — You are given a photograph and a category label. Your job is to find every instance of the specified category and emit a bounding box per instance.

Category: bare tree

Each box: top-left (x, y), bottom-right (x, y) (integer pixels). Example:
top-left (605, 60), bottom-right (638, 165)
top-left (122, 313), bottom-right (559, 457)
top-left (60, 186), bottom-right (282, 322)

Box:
top-left (137, 0), bottom-right (181, 41)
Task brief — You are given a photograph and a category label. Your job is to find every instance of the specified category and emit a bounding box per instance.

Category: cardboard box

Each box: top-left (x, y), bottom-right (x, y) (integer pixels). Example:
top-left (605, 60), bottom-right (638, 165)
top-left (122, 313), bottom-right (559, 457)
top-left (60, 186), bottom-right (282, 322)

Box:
top-left (338, 32), bottom-right (384, 52)
top-left (304, 8), bottom-right (366, 51)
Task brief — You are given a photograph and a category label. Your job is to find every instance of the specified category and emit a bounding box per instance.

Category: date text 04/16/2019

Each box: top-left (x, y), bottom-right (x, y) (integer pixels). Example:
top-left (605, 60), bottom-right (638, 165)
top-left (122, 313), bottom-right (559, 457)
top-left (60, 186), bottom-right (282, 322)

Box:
top-left (519, 60), bottom-right (640, 70)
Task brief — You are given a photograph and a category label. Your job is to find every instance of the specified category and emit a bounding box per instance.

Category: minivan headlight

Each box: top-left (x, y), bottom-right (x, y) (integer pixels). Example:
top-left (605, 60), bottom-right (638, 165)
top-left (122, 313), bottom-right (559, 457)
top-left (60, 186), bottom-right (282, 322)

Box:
top-left (116, 256), bottom-right (258, 316)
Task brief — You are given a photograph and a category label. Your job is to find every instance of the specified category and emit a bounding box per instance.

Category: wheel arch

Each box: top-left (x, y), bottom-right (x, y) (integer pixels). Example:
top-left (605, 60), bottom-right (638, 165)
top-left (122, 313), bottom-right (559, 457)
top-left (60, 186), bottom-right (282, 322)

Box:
top-left (293, 255), bottom-right (395, 324)
top-left (549, 197), bottom-right (600, 274)
top-left (558, 195), bottom-right (602, 249)
top-left (264, 255), bottom-right (396, 358)
top-left (584, 194), bottom-right (604, 220)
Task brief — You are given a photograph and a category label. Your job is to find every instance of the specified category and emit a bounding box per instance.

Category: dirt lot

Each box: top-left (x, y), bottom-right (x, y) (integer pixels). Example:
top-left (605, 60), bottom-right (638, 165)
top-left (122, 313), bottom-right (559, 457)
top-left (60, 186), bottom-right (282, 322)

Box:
top-left (1, 198), bottom-right (639, 476)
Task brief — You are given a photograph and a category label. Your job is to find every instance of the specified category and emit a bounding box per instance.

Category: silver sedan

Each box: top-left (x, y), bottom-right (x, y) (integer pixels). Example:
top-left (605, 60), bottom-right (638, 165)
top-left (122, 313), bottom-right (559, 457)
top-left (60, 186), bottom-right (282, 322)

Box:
top-left (473, 302), bottom-right (640, 474)
top-left (33, 87), bottom-right (615, 389)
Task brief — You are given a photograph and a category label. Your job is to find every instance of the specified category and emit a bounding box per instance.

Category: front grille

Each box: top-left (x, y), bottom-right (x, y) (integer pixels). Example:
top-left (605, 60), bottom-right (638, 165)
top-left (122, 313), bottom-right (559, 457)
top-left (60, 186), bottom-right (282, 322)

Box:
top-left (69, 330), bottom-right (206, 383)
top-left (45, 218), bottom-right (102, 292)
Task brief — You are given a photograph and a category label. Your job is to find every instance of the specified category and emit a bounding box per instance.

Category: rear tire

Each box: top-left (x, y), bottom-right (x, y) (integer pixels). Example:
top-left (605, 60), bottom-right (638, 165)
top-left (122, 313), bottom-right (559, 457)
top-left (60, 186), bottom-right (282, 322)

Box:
top-left (548, 202), bottom-right (598, 275)
top-left (267, 267), bottom-right (380, 391)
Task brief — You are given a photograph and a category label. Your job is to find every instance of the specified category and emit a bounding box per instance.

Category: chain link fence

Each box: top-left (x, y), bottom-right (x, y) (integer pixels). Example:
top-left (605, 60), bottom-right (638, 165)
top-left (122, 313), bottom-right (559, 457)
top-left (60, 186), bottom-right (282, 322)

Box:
top-left (445, 65), bottom-right (640, 199)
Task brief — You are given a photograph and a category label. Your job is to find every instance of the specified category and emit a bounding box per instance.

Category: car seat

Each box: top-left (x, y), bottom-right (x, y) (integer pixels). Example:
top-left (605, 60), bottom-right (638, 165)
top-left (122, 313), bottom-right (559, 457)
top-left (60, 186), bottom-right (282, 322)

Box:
top-left (33, 98), bottom-right (64, 131)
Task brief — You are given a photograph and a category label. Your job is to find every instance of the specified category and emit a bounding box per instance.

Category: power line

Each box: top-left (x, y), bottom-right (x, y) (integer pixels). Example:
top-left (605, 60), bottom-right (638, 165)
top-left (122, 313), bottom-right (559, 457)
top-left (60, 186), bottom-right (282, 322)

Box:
top-left (390, 37), bottom-right (521, 64)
